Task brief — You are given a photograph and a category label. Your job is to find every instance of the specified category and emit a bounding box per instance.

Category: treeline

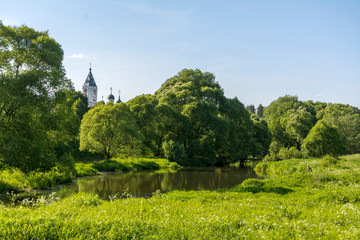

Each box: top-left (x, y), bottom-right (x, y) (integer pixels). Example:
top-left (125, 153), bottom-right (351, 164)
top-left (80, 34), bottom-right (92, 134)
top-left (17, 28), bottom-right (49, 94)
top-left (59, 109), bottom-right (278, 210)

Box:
top-left (80, 69), bottom-right (271, 167)
top-left (261, 95), bottom-right (360, 160)
top-left (1, 23), bottom-right (360, 173)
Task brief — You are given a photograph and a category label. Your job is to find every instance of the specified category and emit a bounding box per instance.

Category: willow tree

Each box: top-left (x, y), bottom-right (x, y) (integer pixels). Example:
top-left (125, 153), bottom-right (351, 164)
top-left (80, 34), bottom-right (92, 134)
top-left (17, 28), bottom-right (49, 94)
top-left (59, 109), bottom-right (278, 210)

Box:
top-left (80, 102), bottom-right (140, 158)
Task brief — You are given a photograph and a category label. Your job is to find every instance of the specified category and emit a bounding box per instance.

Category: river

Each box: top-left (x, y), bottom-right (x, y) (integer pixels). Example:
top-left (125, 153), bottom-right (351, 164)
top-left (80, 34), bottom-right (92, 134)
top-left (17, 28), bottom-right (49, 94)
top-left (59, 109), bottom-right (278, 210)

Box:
top-left (51, 166), bottom-right (259, 199)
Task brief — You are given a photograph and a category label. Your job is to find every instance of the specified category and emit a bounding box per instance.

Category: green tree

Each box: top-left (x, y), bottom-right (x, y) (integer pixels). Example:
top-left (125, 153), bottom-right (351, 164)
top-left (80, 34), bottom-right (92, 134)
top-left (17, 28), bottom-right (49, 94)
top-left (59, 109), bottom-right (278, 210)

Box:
top-left (256, 104), bottom-right (264, 118)
top-left (80, 102), bottom-right (140, 159)
top-left (246, 105), bottom-right (255, 114)
top-left (219, 97), bottom-right (253, 166)
top-left (284, 107), bottom-right (315, 146)
top-left (301, 119), bottom-right (345, 157)
top-left (155, 69), bottom-right (226, 112)
top-left (0, 23), bottom-right (72, 172)
top-left (127, 94), bottom-right (161, 156)
top-left (321, 104), bottom-right (360, 154)
top-left (250, 114), bottom-right (271, 158)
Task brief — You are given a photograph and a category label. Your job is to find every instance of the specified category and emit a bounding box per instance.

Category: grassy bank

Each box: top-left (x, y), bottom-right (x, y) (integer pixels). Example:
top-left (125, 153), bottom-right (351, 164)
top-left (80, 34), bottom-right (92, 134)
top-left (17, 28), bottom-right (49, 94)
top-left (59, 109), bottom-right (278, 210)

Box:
top-left (0, 158), bottom-right (180, 193)
top-left (75, 157), bottom-right (181, 177)
top-left (0, 155), bottom-right (359, 238)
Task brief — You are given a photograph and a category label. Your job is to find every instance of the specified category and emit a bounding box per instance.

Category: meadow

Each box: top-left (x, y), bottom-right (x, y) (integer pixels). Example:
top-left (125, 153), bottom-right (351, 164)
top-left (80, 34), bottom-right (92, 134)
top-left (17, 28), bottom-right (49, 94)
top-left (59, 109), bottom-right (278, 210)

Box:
top-left (0, 155), bottom-right (359, 239)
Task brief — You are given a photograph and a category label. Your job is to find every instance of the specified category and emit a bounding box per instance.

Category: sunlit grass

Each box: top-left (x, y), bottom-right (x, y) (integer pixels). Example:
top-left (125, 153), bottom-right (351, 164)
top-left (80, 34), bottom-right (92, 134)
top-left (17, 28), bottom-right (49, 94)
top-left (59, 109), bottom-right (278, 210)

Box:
top-left (75, 157), bottom-right (181, 177)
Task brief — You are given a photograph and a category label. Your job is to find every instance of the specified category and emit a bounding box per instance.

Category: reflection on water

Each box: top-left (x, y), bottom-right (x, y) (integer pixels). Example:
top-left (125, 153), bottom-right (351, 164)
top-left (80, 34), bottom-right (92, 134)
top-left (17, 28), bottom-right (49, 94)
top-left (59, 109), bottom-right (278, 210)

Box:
top-left (54, 167), bottom-right (259, 198)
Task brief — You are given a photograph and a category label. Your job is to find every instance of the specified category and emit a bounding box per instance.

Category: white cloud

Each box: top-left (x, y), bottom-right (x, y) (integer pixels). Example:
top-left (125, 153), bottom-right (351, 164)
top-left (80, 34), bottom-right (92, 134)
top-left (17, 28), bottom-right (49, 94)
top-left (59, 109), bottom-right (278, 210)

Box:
top-left (66, 54), bottom-right (88, 59)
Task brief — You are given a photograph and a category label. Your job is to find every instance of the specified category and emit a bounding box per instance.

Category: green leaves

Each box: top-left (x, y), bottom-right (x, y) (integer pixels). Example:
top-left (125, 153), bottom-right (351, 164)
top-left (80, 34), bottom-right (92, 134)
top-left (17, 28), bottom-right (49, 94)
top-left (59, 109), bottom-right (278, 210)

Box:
top-left (80, 102), bottom-right (140, 158)
top-left (0, 23), bottom-right (74, 172)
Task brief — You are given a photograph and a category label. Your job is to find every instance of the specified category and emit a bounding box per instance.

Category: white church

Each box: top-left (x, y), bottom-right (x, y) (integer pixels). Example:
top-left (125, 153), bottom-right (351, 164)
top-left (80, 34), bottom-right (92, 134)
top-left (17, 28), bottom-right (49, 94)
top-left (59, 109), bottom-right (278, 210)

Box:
top-left (82, 65), bottom-right (122, 107)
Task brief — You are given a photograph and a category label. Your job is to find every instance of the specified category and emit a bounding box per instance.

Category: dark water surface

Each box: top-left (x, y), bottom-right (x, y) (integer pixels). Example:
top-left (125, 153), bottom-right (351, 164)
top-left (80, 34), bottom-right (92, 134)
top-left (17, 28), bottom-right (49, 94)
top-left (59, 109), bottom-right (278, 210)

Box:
top-left (53, 166), bottom-right (259, 198)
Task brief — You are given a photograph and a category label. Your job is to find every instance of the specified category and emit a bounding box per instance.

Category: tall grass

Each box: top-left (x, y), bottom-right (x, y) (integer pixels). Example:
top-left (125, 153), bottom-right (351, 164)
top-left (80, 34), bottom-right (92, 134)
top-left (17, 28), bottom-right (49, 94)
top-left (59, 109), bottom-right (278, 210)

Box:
top-left (75, 157), bottom-right (181, 177)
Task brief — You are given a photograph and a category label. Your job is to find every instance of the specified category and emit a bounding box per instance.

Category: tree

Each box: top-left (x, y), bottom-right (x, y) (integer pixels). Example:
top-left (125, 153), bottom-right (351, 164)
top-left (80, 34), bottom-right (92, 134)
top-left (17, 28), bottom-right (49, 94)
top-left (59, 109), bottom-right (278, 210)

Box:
top-left (321, 104), bottom-right (360, 154)
top-left (0, 23), bottom-right (73, 172)
top-left (155, 69), bottom-right (226, 112)
top-left (301, 119), bottom-right (345, 157)
top-left (263, 95), bottom-right (319, 154)
top-left (246, 105), bottom-right (255, 114)
top-left (284, 107), bottom-right (315, 146)
top-left (257, 104), bottom-right (264, 118)
top-left (80, 102), bottom-right (140, 159)
top-left (250, 114), bottom-right (271, 158)
top-left (127, 94), bottom-right (161, 156)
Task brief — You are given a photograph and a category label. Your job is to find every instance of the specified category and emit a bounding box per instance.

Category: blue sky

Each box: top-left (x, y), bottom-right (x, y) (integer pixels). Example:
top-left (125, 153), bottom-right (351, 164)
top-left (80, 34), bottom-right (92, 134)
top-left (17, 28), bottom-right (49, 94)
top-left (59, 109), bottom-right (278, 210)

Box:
top-left (1, 0), bottom-right (360, 107)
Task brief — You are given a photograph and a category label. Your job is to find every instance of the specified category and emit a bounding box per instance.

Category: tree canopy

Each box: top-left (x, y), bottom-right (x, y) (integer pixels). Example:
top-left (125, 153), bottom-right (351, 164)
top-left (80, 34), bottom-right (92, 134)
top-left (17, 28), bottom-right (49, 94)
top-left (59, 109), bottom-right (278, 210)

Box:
top-left (0, 23), bottom-right (76, 172)
top-left (80, 102), bottom-right (140, 159)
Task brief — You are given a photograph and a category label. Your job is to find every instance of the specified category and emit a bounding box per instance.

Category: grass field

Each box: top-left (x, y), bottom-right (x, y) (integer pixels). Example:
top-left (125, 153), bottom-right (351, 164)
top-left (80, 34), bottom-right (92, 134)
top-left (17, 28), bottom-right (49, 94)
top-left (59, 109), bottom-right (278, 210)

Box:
top-left (0, 155), bottom-right (359, 239)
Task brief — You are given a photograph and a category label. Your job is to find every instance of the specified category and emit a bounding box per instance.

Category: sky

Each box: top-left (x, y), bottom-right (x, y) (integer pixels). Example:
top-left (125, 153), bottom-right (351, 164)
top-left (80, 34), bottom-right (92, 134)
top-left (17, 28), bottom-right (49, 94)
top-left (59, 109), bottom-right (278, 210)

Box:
top-left (1, 0), bottom-right (360, 107)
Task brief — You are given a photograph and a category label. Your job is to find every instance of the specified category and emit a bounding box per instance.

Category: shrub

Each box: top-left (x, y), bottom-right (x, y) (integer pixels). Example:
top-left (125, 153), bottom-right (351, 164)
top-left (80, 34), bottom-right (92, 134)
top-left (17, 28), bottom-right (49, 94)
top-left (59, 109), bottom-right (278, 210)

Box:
top-left (27, 167), bottom-right (74, 189)
top-left (92, 159), bottom-right (130, 172)
top-left (321, 154), bottom-right (338, 167)
top-left (263, 152), bottom-right (278, 162)
top-left (162, 140), bottom-right (187, 165)
top-left (278, 147), bottom-right (302, 159)
top-left (75, 163), bottom-right (98, 177)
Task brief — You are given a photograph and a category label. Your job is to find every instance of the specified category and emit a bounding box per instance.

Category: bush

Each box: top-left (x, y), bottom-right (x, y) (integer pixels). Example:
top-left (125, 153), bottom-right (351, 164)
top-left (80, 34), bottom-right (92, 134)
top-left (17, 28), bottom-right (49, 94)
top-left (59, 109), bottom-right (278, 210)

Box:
top-left (27, 167), bottom-right (74, 189)
top-left (92, 159), bottom-right (130, 172)
top-left (75, 163), bottom-right (98, 177)
top-left (321, 154), bottom-right (338, 167)
top-left (278, 147), bottom-right (302, 159)
top-left (0, 169), bottom-right (27, 193)
top-left (263, 152), bottom-right (278, 162)
top-left (162, 140), bottom-right (187, 165)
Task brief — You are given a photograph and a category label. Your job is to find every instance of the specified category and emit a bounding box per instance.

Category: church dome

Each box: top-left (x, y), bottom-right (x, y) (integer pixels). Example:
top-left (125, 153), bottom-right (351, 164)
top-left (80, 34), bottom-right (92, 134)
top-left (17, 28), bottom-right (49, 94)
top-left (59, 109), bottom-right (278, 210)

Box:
top-left (107, 87), bottom-right (115, 102)
top-left (107, 94), bottom-right (115, 101)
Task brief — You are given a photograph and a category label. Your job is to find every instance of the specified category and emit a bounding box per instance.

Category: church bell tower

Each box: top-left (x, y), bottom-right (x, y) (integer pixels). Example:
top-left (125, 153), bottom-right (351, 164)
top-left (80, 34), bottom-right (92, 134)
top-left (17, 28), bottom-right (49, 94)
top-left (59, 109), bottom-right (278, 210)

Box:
top-left (82, 64), bottom-right (98, 107)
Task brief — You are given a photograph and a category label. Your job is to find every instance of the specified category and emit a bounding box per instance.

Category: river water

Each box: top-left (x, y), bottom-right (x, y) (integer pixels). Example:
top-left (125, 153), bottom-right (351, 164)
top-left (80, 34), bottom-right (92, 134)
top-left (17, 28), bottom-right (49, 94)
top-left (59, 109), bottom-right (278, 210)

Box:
top-left (52, 166), bottom-right (259, 199)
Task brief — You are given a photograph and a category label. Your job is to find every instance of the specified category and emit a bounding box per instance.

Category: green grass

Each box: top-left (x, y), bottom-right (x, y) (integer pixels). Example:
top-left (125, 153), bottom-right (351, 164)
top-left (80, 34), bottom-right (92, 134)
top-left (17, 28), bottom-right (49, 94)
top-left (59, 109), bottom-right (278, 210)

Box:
top-left (0, 167), bottom-right (74, 192)
top-left (75, 157), bottom-right (181, 177)
top-left (0, 155), bottom-right (359, 238)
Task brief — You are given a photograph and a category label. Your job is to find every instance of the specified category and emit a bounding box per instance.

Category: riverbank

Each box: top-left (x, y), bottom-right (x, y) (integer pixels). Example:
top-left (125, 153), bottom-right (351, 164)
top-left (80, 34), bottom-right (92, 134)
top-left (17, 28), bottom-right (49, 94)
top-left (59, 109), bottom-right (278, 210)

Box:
top-left (0, 155), bottom-right (359, 238)
top-left (0, 158), bottom-right (180, 194)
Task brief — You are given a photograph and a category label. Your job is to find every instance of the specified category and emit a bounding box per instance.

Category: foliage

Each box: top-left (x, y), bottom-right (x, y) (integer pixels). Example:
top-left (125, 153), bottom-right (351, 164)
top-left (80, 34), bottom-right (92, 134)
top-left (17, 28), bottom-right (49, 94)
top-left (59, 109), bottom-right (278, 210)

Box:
top-left (256, 104), bottom-right (264, 118)
top-left (162, 140), bottom-right (187, 165)
top-left (301, 119), bottom-right (345, 157)
top-left (74, 158), bottom-right (181, 177)
top-left (263, 95), bottom-right (360, 158)
top-left (278, 146), bottom-right (302, 159)
top-left (0, 167), bottom-right (75, 192)
top-left (0, 23), bottom-right (78, 172)
top-left (249, 114), bottom-right (271, 158)
top-left (246, 104), bottom-right (255, 113)
top-left (320, 154), bottom-right (338, 167)
top-left (26, 167), bottom-right (74, 189)
top-left (74, 163), bottom-right (98, 177)
top-left (80, 102), bottom-right (140, 159)
top-left (154, 69), bottom-right (255, 166)
top-left (127, 94), bottom-right (162, 156)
